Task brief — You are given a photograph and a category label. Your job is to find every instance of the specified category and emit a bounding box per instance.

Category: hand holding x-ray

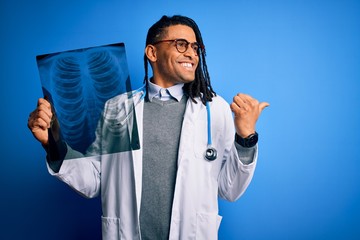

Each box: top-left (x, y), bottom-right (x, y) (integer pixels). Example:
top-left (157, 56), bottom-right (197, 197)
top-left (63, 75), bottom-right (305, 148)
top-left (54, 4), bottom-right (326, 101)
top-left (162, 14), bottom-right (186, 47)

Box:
top-left (27, 98), bottom-right (53, 146)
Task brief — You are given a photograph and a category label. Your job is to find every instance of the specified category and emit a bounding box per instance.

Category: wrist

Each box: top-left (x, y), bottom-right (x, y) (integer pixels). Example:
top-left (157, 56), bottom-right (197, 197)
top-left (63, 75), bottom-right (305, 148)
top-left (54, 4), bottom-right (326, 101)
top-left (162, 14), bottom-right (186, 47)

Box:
top-left (235, 132), bottom-right (258, 148)
top-left (236, 127), bottom-right (255, 138)
top-left (237, 131), bottom-right (254, 139)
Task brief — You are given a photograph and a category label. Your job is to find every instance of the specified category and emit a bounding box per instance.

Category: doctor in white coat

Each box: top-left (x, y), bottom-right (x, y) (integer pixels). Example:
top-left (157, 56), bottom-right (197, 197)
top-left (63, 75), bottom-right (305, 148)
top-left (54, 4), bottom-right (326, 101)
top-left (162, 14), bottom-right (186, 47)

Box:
top-left (28, 15), bottom-right (269, 240)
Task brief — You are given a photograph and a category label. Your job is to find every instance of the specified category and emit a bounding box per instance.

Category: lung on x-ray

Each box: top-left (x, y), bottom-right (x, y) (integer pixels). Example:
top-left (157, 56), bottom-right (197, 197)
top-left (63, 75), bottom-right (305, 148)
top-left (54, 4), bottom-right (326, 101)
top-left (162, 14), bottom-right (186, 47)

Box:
top-left (36, 43), bottom-right (139, 156)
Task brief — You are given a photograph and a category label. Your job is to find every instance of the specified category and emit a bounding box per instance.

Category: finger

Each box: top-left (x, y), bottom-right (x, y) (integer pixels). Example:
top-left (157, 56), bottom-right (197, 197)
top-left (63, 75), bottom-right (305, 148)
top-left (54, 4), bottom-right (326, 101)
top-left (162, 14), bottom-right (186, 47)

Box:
top-left (233, 95), bottom-right (247, 108)
top-left (37, 98), bottom-right (51, 109)
top-left (37, 109), bottom-right (52, 125)
top-left (35, 118), bottom-right (49, 130)
top-left (241, 94), bottom-right (263, 107)
top-left (28, 107), bottom-right (52, 127)
top-left (37, 104), bottom-right (53, 119)
top-left (230, 102), bottom-right (240, 112)
top-left (259, 102), bottom-right (270, 111)
top-left (237, 93), bottom-right (259, 107)
top-left (238, 93), bottom-right (253, 101)
top-left (28, 114), bottom-right (49, 130)
top-left (237, 93), bottom-right (249, 103)
top-left (230, 102), bottom-right (248, 118)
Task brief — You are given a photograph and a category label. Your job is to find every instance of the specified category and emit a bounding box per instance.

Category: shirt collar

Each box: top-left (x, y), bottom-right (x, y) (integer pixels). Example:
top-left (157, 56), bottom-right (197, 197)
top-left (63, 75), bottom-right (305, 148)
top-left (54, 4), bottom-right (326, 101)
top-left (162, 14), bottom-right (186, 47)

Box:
top-left (148, 80), bottom-right (184, 102)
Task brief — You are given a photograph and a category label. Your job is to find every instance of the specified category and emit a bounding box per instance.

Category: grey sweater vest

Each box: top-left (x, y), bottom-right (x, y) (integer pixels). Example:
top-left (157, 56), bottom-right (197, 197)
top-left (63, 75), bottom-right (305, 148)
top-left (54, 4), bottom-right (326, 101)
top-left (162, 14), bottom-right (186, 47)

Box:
top-left (140, 96), bottom-right (187, 239)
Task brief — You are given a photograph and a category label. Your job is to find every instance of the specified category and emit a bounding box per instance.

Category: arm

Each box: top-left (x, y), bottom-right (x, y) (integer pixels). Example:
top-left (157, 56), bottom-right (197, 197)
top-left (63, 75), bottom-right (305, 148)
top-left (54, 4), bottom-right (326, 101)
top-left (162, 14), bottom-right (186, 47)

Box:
top-left (218, 141), bottom-right (257, 202)
top-left (218, 94), bottom-right (269, 201)
top-left (28, 98), bottom-right (101, 198)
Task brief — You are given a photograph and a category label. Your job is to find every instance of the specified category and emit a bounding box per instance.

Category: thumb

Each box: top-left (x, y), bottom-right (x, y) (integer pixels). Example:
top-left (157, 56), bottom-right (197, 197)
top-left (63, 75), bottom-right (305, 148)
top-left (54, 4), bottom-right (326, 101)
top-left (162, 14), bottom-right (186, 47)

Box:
top-left (259, 102), bottom-right (270, 111)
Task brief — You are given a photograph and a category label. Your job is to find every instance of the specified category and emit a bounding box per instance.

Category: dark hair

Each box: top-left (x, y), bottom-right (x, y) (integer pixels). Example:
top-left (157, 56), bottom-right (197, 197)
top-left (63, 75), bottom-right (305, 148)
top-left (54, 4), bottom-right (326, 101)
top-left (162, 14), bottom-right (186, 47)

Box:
top-left (143, 15), bottom-right (216, 104)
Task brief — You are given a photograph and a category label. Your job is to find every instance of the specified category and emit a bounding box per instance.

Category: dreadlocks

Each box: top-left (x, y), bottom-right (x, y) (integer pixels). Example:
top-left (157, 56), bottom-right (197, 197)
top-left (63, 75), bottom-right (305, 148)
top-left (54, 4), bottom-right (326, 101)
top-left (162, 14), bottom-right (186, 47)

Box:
top-left (143, 15), bottom-right (216, 105)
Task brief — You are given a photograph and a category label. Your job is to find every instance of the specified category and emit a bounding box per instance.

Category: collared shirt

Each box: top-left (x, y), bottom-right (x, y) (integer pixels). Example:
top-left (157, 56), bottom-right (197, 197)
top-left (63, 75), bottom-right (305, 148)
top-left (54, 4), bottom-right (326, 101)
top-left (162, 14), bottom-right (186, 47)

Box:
top-left (148, 80), bottom-right (184, 102)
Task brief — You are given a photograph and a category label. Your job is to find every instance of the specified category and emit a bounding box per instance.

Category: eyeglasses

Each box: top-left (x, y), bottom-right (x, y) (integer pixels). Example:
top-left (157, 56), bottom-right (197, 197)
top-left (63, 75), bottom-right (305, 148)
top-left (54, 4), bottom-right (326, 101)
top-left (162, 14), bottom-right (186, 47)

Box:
top-left (152, 38), bottom-right (204, 54)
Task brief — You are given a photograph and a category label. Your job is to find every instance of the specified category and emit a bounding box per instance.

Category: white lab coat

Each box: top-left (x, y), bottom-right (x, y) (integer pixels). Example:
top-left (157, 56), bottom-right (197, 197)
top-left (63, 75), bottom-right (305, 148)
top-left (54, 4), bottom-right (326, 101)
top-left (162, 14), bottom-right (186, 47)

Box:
top-left (47, 89), bottom-right (258, 240)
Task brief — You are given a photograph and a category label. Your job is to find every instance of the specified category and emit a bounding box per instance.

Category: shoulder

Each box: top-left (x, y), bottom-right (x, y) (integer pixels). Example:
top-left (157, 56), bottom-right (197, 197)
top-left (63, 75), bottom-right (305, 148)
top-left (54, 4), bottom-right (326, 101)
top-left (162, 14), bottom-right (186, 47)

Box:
top-left (190, 94), bottom-right (230, 114)
top-left (105, 87), bottom-right (145, 106)
top-left (210, 94), bottom-right (230, 110)
top-left (101, 87), bottom-right (145, 119)
top-left (209, 95), bottom-right (233, 125)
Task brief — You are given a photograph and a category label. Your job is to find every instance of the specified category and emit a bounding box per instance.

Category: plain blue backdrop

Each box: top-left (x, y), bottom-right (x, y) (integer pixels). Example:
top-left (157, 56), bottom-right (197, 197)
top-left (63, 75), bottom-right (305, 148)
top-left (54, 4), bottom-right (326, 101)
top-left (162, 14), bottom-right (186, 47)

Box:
top-left (1, 0), bottom-right (359, 239)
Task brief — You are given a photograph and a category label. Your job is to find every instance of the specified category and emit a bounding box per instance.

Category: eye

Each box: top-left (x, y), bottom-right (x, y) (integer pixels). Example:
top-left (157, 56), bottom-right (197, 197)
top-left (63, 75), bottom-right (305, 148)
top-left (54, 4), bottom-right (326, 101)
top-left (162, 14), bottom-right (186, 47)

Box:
top-left (192, 43), bottom-right (199, 52)
top-left (177, 40), bottom-right (187, 48)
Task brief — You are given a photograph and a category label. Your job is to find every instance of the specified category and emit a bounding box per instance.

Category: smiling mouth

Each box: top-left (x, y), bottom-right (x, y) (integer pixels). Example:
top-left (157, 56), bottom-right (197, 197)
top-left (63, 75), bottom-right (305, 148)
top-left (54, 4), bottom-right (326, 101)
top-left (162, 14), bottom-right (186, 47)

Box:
top-left (180, 62), bottom-right (194, 69)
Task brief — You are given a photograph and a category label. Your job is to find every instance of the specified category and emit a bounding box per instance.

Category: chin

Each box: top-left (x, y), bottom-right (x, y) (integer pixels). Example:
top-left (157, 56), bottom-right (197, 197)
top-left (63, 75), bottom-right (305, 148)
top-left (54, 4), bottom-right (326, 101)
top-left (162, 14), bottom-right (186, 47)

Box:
top-left (182, 76), bottom-right (196, 83)
top-left (179, 80), bottom-right (194, 85)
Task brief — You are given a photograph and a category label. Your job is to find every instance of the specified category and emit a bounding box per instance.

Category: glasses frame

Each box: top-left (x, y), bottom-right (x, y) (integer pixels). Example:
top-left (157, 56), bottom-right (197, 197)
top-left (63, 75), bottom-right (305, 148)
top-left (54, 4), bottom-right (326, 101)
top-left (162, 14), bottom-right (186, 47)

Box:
top-left (152, 38), bottom-right (204, 54)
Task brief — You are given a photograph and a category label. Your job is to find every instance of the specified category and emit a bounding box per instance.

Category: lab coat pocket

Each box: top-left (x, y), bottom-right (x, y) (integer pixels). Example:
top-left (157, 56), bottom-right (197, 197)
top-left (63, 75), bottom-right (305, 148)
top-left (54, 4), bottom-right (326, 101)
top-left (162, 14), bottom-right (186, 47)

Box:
top-left (196, 212), bottom-right (222, 240)
top-left (101, 216), bottom-right (121, 240)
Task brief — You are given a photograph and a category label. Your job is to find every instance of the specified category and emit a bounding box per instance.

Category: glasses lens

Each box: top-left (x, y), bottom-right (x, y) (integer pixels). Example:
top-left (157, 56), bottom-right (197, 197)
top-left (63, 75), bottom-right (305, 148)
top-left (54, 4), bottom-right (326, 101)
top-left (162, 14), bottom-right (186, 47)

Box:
top-left (192, 43), bottom-right (199, 52)
top-left (176, 39), bottom-right (188, 53)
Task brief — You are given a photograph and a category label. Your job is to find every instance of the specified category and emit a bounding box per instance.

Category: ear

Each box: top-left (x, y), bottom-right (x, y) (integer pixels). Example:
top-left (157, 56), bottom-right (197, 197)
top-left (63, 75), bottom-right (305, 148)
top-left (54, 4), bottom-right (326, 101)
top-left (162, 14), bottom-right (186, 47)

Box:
top-left (145, 45), bottom-right (157, 62)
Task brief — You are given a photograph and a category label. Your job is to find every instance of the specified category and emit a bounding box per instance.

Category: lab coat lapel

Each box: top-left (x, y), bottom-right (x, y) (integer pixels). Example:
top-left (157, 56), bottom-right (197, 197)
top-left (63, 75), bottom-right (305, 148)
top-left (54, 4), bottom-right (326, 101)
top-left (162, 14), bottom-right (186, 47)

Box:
top-left (124, 92), bottom-right (144, 220)
top-left (177, 98), bottom-right (204, 166)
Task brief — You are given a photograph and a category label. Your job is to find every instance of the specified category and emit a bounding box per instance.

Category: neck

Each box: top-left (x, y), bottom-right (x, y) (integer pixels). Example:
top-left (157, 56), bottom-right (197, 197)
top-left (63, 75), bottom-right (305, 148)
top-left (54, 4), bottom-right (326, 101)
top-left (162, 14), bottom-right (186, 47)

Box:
top-left (150, 77), bottom-right (177, 88)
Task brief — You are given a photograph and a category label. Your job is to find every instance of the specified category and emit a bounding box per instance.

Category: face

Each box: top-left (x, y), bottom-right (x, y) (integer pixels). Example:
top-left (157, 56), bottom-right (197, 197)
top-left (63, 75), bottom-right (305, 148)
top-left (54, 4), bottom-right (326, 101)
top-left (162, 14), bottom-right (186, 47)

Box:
top-left (146, 25), bottom-right (199, 88)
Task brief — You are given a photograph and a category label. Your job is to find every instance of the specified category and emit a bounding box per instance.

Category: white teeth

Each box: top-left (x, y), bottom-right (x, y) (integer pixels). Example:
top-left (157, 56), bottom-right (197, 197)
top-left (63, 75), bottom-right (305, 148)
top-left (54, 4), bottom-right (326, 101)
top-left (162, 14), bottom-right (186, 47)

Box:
top-left (181, 63), bottom-right (192, 68)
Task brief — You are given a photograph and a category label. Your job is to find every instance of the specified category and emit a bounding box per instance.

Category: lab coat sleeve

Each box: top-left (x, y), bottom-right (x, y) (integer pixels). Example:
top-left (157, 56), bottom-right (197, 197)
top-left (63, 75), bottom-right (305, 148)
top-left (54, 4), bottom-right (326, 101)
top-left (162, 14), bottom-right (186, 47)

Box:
top-left (217, 101), bottom-right (258, 202)
top-left (45, 91), bottom-right (136, 199)
top-left (45, 119), bottom-right (103, 199)
top-left (46, 146), bottom-right (101, 198)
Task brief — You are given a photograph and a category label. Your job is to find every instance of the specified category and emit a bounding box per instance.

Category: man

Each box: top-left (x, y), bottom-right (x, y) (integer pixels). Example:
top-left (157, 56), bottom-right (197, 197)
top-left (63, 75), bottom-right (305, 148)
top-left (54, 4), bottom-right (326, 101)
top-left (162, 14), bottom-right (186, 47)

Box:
top-left (28, 15), bottom-right (269, 240)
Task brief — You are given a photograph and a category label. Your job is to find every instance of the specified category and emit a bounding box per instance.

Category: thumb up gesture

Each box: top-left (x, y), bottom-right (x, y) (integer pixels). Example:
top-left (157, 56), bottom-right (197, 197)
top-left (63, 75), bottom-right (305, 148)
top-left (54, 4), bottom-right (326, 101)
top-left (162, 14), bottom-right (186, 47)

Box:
top-left (230, 93), bottom-right (269, 138)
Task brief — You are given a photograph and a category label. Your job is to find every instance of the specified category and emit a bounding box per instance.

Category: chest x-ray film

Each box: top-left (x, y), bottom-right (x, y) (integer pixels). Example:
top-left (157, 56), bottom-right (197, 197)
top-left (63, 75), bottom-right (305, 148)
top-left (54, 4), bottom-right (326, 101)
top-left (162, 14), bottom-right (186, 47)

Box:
top-left (36, 43), bottom-right (140, 157)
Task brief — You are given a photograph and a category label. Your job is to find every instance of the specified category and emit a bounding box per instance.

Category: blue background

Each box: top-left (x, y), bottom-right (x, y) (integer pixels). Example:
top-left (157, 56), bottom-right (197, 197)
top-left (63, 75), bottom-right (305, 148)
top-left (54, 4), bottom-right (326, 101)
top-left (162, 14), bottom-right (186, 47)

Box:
top-left (1, 0), bottom-right (359, 239)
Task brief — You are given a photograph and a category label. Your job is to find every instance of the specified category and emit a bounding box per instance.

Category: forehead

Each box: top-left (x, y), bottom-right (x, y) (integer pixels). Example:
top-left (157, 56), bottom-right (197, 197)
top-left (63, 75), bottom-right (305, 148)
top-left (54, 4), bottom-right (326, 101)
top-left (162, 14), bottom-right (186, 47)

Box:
top-left (164, 24), bottom-right (196, 41)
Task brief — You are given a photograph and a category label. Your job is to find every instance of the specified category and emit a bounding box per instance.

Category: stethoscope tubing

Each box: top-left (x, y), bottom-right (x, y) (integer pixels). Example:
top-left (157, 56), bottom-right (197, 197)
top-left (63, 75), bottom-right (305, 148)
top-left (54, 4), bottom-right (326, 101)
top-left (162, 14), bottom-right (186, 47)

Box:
top-left (205, 101), bottom-right (217, 161)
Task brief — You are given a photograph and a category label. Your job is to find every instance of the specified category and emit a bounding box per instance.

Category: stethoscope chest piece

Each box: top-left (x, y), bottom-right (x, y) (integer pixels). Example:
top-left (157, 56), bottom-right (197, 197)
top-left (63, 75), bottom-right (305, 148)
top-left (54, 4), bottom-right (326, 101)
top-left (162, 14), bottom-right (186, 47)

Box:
top-left (205, 146), bottom-right (217, 161)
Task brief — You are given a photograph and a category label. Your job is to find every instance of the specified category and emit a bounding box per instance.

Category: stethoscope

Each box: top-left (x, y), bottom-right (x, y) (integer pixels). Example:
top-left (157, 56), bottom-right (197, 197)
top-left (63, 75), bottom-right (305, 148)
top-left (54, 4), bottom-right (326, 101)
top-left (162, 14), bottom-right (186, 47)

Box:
top-left (204, 101), bottom-right (217, 161)
top-left (127, 87), bottom-right (217, 161)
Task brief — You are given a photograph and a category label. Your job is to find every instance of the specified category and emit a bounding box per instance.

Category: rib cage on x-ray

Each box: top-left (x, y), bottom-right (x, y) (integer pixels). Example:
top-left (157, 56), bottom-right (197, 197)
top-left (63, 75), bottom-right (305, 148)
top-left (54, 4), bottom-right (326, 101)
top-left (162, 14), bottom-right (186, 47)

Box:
top-left (38, 45), bottom-right (129, 154)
